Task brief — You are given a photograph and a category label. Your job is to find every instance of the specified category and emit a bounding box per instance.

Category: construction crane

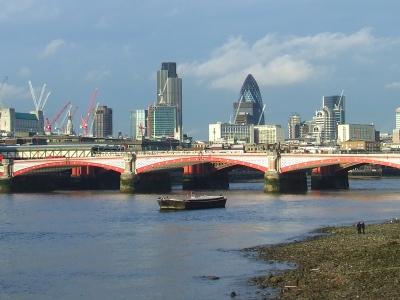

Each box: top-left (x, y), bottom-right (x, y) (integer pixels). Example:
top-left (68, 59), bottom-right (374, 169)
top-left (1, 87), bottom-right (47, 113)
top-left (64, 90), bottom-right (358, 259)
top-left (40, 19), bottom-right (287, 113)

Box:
top-left (138, 123), bottom-right (146, 136)
top-left (80, 88), bottom-right (98, 137)
top-left (44, 101), bottom-right (71, 133)
top-left (233, 94), bottom-right (244, 124)
top-left (28, 81), bottom-right (51, 111)
top-left (257, 104), bottom-right (266, 125)
top-left (0, 76), bottom-right (9, 109)
top-left (56, 105), bottom-right (72, 134)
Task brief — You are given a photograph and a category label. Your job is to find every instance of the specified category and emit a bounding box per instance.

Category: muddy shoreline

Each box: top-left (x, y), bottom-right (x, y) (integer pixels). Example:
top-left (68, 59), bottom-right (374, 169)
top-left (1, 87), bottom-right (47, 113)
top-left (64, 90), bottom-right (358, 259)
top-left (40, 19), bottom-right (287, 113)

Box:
top-left (247, 220), bottom-right (400, 299)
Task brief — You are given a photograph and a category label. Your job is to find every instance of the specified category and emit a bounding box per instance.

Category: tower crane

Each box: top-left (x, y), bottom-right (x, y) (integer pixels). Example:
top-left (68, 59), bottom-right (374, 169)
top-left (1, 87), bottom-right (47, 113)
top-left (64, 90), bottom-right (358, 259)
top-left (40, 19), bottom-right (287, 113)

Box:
top-left (0, 76), bottom-right (8, 110)
top-left (44, 101), bottom-right (71, 133)
top-left (257, 104), bottom-right (266, 126)
top-left (80, 88), bottom-right (98, 137)
top-left (57, 105), bottom-right (72, 134)
top-left (28, 81), bottom-right (51, 111)
top-left (138, 123), bottom-right (146, 137)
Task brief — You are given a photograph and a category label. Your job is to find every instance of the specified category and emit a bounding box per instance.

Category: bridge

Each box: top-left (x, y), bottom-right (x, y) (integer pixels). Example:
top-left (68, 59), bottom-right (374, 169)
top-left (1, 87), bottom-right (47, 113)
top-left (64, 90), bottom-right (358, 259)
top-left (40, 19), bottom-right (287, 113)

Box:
top-left (1, 149), bottom-right (400, 193)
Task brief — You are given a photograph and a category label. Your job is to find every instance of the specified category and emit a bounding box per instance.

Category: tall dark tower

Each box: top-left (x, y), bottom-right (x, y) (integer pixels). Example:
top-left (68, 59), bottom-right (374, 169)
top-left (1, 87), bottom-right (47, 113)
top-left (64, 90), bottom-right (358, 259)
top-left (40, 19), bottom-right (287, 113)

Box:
top-left (233, 74), bottom-right (265, 125)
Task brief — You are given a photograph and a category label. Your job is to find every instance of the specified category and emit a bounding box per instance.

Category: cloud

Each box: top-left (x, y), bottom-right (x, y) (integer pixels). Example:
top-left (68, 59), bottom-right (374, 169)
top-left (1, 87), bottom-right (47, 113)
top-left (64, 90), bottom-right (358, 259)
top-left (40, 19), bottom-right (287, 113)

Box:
top-left (0, 0), bottom-right (35, 22)
top-left (86, 69), bottom-right (111, 82)
top-left (0, 83), bottom-right (28, 107)
top-left (39, 39), bottom-right (70, 58)
top-left (19, 67), bottom-right (31, 77)
top-left (0, 0), bottom-right (59, 23)
top-left (385, 82), bottom-right (400, 89)
top-left (179, 28), bottom-right (397, 90)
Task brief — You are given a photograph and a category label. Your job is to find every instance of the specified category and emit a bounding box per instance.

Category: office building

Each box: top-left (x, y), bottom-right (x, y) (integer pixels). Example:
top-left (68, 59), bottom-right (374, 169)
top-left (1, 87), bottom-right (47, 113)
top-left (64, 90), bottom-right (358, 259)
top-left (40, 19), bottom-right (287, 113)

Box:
top-left (312, 107), bottom-right (336, 144)
top-left (233, 74), bottom-right (265, 125)
top-left (323, 92), bottom-right (345, 125)
top-left (0, 108), bottom-right (44, 135)
top-left (337, 124), bottom-right (376, 142)
top-left (288, 113), bottom-right (301, 139)
top-left (147, 104), bottom-right (180, 140)
top-left (92, 106), bottom-right (113, 138)
top-left (209, 122), bottom-right (254, 144)
top-left (130, 109), bottom-right (148, 139)
top-left (157, 62), bottom-right (182, 141)
top-left (254, 125), bottom-right (285, 144)
top-left (396, 108), bottom-right (400, 130)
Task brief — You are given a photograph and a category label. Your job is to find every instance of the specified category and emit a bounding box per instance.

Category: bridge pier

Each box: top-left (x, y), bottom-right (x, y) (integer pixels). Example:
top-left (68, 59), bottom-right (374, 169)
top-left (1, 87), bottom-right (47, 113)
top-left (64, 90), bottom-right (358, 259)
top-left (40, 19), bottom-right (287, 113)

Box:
top-left (311, 166), bottom-right (349, 190)
top-left (120, 153), bottom-right (172, 193)
top-left (264, 171), bottom-right (307, 193)
top-left (0, 159), bottom-right (13, 193)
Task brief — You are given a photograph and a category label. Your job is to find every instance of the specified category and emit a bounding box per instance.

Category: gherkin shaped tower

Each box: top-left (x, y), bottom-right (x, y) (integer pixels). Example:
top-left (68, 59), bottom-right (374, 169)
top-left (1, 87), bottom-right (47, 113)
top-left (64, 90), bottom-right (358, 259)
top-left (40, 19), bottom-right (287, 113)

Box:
top-left (233, 74), bottom-right (265, 125)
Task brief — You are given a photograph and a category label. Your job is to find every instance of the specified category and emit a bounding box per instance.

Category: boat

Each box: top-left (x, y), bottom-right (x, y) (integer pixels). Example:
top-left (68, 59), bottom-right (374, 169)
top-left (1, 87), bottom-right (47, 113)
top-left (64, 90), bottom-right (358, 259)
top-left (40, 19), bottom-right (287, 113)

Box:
top-left (157, 191), bottom-right (227, 210)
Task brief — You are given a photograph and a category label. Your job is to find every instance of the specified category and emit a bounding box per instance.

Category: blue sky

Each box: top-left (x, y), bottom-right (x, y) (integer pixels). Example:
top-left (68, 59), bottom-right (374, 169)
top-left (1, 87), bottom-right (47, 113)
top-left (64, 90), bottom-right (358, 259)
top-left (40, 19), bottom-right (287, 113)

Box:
top-left (1, 0), bottom-right (400, 140)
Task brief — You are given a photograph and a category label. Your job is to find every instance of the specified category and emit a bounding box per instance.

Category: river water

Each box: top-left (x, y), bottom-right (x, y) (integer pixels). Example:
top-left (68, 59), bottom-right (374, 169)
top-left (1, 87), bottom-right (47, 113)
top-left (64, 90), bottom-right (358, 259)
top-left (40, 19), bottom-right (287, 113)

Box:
top-left (1, 178), bottom-right (400, 300)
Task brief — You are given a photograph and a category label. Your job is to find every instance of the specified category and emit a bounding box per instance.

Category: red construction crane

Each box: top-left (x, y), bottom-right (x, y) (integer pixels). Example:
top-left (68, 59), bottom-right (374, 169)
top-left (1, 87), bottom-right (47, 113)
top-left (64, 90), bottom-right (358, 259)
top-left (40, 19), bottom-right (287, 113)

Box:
top-left (80, 88), bottom-right (98, 137)
top-left (44, 101), bottom-right (71, 132)
top-left (138, 123), bottom-right (146, 136)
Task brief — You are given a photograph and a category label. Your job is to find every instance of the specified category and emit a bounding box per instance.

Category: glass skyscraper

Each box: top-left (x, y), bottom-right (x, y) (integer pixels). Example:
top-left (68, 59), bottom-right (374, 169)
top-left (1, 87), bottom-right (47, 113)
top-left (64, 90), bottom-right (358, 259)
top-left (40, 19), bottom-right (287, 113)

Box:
top-left (130, 109), bottom-right (148, 139)
top-left (323, 92), bottom-right (345, 125)
top-left (233, 74), bottom-right (265, 125)
top-left (156, 62), bottom-right (182, 141)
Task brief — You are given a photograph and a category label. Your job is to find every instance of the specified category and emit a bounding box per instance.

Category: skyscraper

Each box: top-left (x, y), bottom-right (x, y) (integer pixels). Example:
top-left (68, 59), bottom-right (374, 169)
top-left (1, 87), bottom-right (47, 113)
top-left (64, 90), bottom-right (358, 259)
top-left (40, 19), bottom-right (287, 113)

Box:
top-left (233, 74), bottom-right (265, 125)
top-left (396, 108), bottom-right (400, 130)
top-left (130, 109), bottom-right (148, 139)
top-left (92, 105), bottom-right (112, 138)
top-left (288, 113), bottom-right (301, 139)
top-left (323, 91), bottom-right (345, 125)
top-left (147, 104), bottom-right (178, 139)
top-left (157, 62), bottom-right (182, 141)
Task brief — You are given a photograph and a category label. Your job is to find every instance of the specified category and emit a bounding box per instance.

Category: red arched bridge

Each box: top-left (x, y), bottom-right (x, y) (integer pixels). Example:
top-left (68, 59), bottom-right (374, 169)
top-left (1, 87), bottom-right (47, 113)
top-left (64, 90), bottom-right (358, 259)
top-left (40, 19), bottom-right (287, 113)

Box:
top-left (2, 151), bottom-right (400, 177)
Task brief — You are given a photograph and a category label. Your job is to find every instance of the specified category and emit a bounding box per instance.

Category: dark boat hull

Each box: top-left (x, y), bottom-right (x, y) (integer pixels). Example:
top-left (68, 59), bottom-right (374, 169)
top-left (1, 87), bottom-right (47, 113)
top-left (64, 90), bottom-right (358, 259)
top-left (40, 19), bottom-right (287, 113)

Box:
top-left (157, 196), bottom-right (227, 210)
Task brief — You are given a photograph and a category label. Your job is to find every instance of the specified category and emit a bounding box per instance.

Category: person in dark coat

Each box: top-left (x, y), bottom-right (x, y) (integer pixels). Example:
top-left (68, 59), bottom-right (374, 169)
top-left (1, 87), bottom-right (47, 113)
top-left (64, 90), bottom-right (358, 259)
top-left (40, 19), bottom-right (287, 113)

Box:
top-left (360, 221), bottom-right (365, 234)
top-left (357, 222), bottom-right (362, 234)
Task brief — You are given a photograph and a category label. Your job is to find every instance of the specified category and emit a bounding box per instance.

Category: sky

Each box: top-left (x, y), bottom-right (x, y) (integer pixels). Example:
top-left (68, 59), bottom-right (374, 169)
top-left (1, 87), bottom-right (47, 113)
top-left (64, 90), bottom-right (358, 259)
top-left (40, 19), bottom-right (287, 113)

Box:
top-left (1, 0), bottom-right (400, 140)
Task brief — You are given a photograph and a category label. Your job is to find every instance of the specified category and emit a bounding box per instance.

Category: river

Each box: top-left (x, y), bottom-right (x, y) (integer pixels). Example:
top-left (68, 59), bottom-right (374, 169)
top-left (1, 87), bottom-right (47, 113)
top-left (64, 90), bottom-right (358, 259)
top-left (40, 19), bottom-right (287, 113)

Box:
top-left (1, 178), bottom-right (400, 300)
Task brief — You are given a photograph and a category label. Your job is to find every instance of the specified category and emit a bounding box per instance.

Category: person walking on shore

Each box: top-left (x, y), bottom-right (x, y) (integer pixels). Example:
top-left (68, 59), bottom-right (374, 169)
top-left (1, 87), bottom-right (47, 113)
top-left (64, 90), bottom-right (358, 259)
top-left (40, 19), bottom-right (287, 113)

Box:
top-left (361, 221), bottom-right (365, 234)
top-left (357, 222), bottom-right (362, 234)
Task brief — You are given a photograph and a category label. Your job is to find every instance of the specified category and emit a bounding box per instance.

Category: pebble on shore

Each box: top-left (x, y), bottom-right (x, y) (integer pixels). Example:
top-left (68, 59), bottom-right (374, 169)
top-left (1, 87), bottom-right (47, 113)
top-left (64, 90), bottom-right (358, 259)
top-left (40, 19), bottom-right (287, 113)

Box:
top-left (249, 221), bottom-right (400, 299)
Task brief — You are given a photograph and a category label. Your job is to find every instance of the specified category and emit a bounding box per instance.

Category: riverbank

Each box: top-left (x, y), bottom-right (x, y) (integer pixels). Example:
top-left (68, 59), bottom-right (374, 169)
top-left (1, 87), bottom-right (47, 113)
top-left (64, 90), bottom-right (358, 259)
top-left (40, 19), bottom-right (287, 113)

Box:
top-left (249, 220), bottom-right (400, 299)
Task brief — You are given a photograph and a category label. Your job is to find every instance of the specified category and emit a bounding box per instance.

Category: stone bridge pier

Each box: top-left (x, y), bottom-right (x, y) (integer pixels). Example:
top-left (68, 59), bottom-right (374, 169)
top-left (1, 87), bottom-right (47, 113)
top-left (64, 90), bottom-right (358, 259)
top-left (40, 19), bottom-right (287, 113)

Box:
top-left (0, 159), bottom-right (13, 192)
top-left (120, 153), bottom-right (171, 193)
top-left (264, 155), bottom-right (307, 193)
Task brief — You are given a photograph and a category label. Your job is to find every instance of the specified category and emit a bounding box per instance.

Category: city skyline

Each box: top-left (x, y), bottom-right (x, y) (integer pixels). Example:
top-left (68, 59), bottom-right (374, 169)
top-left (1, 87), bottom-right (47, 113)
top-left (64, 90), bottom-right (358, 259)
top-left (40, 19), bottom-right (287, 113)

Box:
top-left (0, 1), bottom-right (400, 140)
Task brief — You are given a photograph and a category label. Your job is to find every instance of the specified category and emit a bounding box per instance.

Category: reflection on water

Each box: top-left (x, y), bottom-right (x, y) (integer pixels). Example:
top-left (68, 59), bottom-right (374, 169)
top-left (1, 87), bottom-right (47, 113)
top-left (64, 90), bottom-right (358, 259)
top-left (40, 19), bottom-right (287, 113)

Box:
top-left (1, 178), bottom-right (400, 299)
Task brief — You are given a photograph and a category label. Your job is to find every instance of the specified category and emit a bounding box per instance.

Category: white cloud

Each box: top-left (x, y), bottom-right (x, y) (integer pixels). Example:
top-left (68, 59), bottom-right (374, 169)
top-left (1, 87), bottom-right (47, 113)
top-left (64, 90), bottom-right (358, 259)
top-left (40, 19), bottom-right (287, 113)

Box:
top-left (39, 39), bottom-right (70, 58)
top-left (86, 70), bottom-right (111, 82)
top-left (0, 0), bottom-right (59, 23)
top-left (0, 83), bottom-right (28, 107)
top-left (19, 67), bottom-right (31, 77)
top-left (179, 28), bottom-right (397, 90)
top-left (0, 0), bottom-right (35, 22)
top-left (385, 82), bottom-right (400, 89)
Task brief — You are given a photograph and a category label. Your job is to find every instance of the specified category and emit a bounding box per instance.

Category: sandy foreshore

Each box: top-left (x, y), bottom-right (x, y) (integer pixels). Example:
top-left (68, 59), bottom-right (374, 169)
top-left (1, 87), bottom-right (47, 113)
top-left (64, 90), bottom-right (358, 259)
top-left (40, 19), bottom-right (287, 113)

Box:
top-left (248, 220), bottom-right (400, 299)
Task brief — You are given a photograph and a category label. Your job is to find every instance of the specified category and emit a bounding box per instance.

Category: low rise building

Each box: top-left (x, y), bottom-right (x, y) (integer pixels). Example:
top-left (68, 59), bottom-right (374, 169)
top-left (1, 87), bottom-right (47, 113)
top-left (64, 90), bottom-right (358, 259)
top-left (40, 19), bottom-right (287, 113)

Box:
top-left (337, 124), bottom-right (376, 142)
top-left (0, 108), bottom-right (44, 135)
top-left (339, 140), bottom-right (380, 153)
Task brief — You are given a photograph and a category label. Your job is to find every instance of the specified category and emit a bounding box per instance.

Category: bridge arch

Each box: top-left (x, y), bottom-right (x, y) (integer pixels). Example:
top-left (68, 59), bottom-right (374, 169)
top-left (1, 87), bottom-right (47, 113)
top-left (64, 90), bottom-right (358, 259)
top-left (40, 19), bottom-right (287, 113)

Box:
top-left (135, 155), bottom-right (269, 174)
top-left (12, 159), bottom-right (124, 177)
